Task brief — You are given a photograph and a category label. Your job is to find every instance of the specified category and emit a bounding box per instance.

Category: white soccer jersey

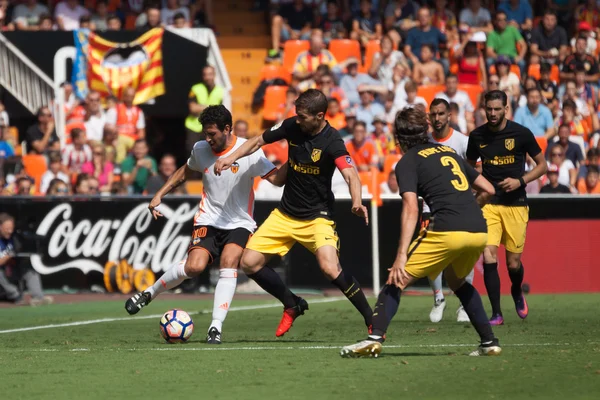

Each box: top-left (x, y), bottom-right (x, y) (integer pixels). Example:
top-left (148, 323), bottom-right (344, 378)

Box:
top-left (187, 136), bottom-right (276, 231)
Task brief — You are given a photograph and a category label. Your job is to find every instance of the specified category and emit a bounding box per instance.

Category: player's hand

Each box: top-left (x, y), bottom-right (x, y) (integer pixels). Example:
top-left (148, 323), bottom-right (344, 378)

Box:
top-left (351, 203), bottom-right (369, 225)
top-left (214, 156), bottom-right (234, 176)
top-left (498, 177), bottom-right (522, 192)
top-left (387, 254), bottom-right (409, 288)
top-left (148, 196), bottom-right (163, 220)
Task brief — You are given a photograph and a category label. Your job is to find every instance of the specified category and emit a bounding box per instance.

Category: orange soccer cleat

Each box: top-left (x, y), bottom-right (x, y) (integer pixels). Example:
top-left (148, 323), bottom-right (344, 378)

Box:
top-left (275, 298), bottom-right (309, 337)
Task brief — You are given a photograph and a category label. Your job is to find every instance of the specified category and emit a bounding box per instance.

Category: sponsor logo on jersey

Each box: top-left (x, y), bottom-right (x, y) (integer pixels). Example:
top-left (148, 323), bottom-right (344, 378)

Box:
top-left (311, 149), bottom-right (322, 162)
top-left (505, 138), bottom-right (515, 151)
top-left (479, 144), bottom-right (488, 148)
top-left (231, 162), bottom-right (240, 174)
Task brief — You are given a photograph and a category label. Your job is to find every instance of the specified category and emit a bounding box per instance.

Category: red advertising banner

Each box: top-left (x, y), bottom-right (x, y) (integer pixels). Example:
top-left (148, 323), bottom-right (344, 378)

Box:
top-left (473, 220), bottom-right (600, 294)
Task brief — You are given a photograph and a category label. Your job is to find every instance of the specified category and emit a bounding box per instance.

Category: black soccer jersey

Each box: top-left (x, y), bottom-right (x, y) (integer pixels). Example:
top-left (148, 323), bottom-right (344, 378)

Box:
top-left (396, 143), bottom-right (487, 233)
top-left (467, 120), bottom-right (542, 206)
top-left (262, 117), bottom-right (350, 220)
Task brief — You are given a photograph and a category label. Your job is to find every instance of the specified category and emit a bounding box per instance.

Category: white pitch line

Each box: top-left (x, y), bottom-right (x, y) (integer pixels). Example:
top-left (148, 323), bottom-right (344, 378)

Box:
top-left (0, 297), bottom-right (345, 335)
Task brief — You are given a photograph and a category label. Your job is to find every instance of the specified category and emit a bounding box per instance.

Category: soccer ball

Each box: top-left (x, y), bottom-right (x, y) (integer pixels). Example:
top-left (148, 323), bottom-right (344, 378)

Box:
top-left (159, 309), bottom-right (194, 343)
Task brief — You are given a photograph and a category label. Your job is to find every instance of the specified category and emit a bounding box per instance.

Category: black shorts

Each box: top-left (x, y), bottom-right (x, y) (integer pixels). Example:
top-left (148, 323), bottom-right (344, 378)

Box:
top-left (188, 225), bottom-right (252, 263)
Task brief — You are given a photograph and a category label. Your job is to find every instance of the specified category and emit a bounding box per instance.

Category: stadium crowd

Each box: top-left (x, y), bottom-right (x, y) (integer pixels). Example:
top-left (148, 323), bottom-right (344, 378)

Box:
top-left (1, 0), bottom-right (600, 195)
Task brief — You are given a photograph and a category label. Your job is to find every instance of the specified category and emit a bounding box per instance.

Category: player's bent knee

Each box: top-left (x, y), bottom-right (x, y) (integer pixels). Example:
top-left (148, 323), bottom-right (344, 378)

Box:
top-left (319, 261), bottom-right (339, 280)
top-left (444, 268), bottom-right (465, 292)
top-left (220, 256), bottom-right (241, 270)
top-left (185, 249), bottom-right (211, 276)
top-left (240, 249), bottom-right (265, 274)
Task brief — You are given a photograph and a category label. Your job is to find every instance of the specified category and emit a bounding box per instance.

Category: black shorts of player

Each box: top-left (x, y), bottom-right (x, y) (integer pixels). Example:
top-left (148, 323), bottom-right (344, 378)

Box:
top-left (187, 225), bottom-right (252, 264)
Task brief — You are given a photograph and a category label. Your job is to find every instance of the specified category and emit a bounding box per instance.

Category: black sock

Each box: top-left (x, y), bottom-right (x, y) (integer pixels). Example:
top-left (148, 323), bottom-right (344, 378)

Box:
top-left (483, 262), bottom-right (502, 316)
top-left (247, 267), bottom-right (298, 308)
top-left (370, 285), bottom-right (401, 337)
top-left (509, 262), bottom-right (524, 299)
top-left (455, 282), bottom-right (496, 344)
top-left (331, 271), bottom-right (373, 326)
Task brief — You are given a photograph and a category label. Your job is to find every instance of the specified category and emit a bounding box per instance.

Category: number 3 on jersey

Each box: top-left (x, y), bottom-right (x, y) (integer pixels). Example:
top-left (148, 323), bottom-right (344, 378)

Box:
top-left (440, 156), bottom-right (469, 191)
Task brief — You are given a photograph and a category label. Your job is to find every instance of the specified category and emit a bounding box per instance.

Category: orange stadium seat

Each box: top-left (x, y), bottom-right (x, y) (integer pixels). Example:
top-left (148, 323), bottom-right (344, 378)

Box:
top-left (22, 154), bottom-right (48, 194)
top-left (417, 85), bottom-right (446, 109)
top-left (259, 64), bottom-right (291, 84)
top-left (361, 40), bottom-right (381, 73)
top-left (458, 84), bottom-right (484, 109)
top-left (528, 64), bottom-right (560, 83)
top-left (282, 40), bottom-right (310, 73)
top-left (263, 85), bottom-right (288, 121)
top-left (383, 154), bottom-right (401, 176)
top-left (328, 39), bottom-right (361, 65)
top-left (535, 136), bottom-right (548, 156)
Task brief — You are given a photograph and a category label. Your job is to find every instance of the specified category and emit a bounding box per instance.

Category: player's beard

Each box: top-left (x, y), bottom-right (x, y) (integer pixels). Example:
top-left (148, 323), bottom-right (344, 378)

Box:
top-left (487, 113), bottom-right (505, 128)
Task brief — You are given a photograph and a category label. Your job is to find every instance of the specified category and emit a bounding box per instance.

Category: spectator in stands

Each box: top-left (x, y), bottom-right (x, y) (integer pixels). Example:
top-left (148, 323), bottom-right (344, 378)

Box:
top-left (0, 0), bottom-right (13, 31)
top-left (570, 22), bottom-right (597, 56)
top-left (356, 86), bottom-right (386, 128)
top-left (105, 87), bottom-right (145, 141)
top-left (546, 124), bottom-right (585, 167)
top-left (25, 106), bottom-right (59, 155)
top-left (371, 115), bottom-right (395, 155)
top-left (91, 0), bottom-right (109, 31)
top-left (320, 0), bottom-right (346, 44)
top-left (233, 120), bottom-right (249, 138)
top-left (0, 122), bottom-right (14, 159)
top-left (539, 163), bottom-right (571, 193)
top-left (530, 10), bottom-right (568, 66)
top-left (434, 74), bottom-right (475, 133)
top-left (579, 148), bottom-right (600, 179)
top-left (121, 139), bottom-right (157, 194)
top-left (38, 13), bottom-right (53, 30)
top-left (564, 79), bottom-right (594, 120)
top-left (12, 0), bottom-right (49, 31)
top-left (161, 0), bottom-right (190, 26)
top-left (351, 0), bottom-right (382, 47)
top-left (0, 101), bottom-right (7, 127)
top-left (185, 65), bottom-right (223, 150)
top-left (383, 0), bottom-right (419, 45)
top-left (380, 170), bottom-right (399, 195)
top-left (452, 30), bottom-right (487, 88)
top-left (87, 176), bottom-right (100, 195)
top-left (539, 62), bottom-right (558, 104)
top-left (326, 98), bottom-right (346, 131)
top-left (339, 108), bottom-right (357, 138)
top-left (345, 121), bottom-right (379, 171)
top-left (431, 0), bottom-right (457, 35)
top-left (102, 125), bottom-right (133, 165)
top-left (68, 90), bottom-right (106, 143)
top-left (517, 76), bottom-right (540, 109)
top-left (55, 0), bottom-right (90, 30)
top-left (15, 176), bottom-right (33, 196)
top-left (293, 32), bottom-right (337, 86)
top-left (368, 35), bottom-right (407, 87)
top-left (339, 58), bottom-right (384, 107)
top-left (172, 12), bottom-right (187, 28)
top-left (81, 144), bottom-right (114, 194)
top-left (59, 81), bottom-right (78, 116)
top-left (413, 44), bottom-right (445, 86)
top-left (276, 87), bottom-right (298, 122)
top-left (578, 165), bottom-right (600, 194)
top-left (190, 0), bottom-right (214, 28)
top-left (268, 0), bottom-right (313, 60)
top-left (459, 0), bottom-right (493, 33)
top-left (559, 99), bottom-right (591, 140)
top-left (73, 173), bottom-right (90, 195)
top-left (486, 10), bottom-right (527, 76)
top-left (136, 5), bottom-right (162, 31)
top-left (560, 37), bottom-right (600, 84)
top-left (514, 88), bottom-right (555, 139)
top-left (318, 72), bottom-right (349, 109)
top-left (47, 178), bottom-right (70, 195)
top-left (388, 62), bottom-right (409, 107)
top-left (448, 102), bottom-right (463, 132)
top-left (549, 145), bottom-right (577, 190)
top-left (498, 0), bottom-right (533, 34)
top-left (106, 14), bottom-right (121, 30)
top-left (575, 0), bottom-right (600, 27)
top-left (40, 152), bottom-right (69, 194)
top-left (79, 14), bottom-right (92, 29)
top-left (383, 91), bottom-right (399, 125)
top-left (573, 68), bottom-right (596, 110)
top-left (405, 8), bottom-right (447, 70)
top-left (396, 79), bottom-right (427, 110)
top-left (62, 128), bottom-right (92, 175)
top-left (495, 56), bottom-right (520, 104)
top-left (146, 153), bottom-right (186, 195)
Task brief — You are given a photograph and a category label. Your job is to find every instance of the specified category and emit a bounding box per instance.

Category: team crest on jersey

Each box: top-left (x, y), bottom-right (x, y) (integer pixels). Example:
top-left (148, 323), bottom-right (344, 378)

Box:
top-left (311, 149), bottom-right (322, 162)
top-left (270, 121), bottom-right (283, 131)
top-left (231, 162), bottom-right (240, 174)
top-left (505, 138), bottom-right (515, 151)
top-left (345, 155), bottom-right (353, 165)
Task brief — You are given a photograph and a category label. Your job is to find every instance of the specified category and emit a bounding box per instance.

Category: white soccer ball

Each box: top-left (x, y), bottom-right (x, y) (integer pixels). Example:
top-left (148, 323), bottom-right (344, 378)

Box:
top-left (159, 309), bottom-right (194, 343)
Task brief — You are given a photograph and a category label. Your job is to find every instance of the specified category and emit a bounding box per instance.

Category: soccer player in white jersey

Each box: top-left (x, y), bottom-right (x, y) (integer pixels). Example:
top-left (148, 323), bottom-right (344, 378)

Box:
top-left (125, 105), bottom-right (287, 344)
top-left (426, 98), bottom-right (476, 323)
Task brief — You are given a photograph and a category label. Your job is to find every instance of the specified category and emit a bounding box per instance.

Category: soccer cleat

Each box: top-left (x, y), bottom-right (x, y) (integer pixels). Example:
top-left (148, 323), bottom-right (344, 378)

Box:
top-left (469, 339), bottom-right (502, 356)
top-left (275, 298), bottom-right (309, 337)
top-left (125, 291), bottom-right (152, 315)
top-left (429, 298), bottom-right (446, 323)
top-left (489, 314), bottom-right (504, 326)
top-left (514, 294), bottom-right (529, 319)
top-left (207, 327), bottom-right (222, 345)
top-left (456, 305), bottom-right (470, 322)
top-left (340, 340), bottom-right (383, 358)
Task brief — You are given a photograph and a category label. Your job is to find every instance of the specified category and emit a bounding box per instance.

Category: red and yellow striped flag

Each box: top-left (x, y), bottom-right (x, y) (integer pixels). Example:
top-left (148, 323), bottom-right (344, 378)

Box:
top-left (87, 28), bottom-right (165, 104)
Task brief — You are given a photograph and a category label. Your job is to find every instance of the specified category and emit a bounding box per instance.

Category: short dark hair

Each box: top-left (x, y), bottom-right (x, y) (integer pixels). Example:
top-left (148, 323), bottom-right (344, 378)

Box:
top-left (39, 13), bottom-right (52, 23)
top-left (586, 148), bottom-right (600, 159)
top-left (328, 97), bottom-right (340, 105)
top-left (393, 107), bottom-right (430, 150)
top-left (446, 73), bottom-right (458, 81)
top-left (558, 123), bottom-right (571, 132)
top-left (526, 87), bottom-right (541, 97)
top-left (173, 12), bottom-right (185, 20)
top-left (430, 98), bottom-right (450, 110)
top-left (294, 89), bottom-right (328, 115)
top-left (0, 212), bottom-right (14, 225)
top-left (540, 62), bottom-right (552, 74)
top-left (588, 165), bottom-right (599, 175)
top-left (495, 10), bottom-right (507, 19)
top-left (36, 106), bottom-right (50, 117)
top-left (49, 151), bottom-right (61, 163)
top-left (562, 99), bottom-right (577, 110)
top-left (421, 44), bottom-right (434, 53)
top-left (80, 15), bottom-right (91, 23)
top-left (577, 35), bottom-right (587, 43)
top-left (484, 90), bottom-right (508, 107)
top-left (543, 10), bottom-right (556, 17)
top-left (107, 14), bottom-right (120, 23)
top-left (354, 121), bottom-right (367, 130)
top-left (199, 105), bottom-right (233, 131)
top-left (71, 128), bottom-right (84, 140)
top-left (404, 80), bottom-right (417, 92)
top-left (449, 102), bottom-right (460, 113)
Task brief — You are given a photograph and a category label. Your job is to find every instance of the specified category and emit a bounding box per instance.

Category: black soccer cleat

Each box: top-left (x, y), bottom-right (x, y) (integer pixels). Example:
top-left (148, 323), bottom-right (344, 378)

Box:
top-left (125, 291), bottom-right (152, 315)
top-left (207, 327), bottom-right (222, 344)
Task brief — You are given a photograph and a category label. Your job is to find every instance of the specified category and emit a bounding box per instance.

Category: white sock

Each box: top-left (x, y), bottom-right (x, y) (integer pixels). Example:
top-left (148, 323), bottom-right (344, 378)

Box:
top-left (209, 268), bottom-right (238, 332)
top-left (146, 259), bottom-right (189, 299)
top-left (465, 268), bottom-right (475, 285)
top-left (429, 274), bottom-right (445, 302)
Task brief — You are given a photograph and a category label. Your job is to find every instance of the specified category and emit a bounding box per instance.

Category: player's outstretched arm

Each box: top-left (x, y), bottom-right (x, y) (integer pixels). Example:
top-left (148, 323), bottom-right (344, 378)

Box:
top-left (266, 162), bottom-right (288, 187)
top-left (472, 175), bottom-right (496, 207)
top-left (148, 165), bottom-right (195, 219)
top-left (341, 166), bottom-right (369, 225)
top-left (214, 134), bottom-right (266, 175)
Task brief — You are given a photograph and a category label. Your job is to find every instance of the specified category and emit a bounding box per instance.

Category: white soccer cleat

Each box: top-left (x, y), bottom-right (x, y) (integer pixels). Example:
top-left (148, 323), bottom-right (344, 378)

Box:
top-left (429, 299), bottom-right (446, 323)
top-left (456, 305), bottom-right (470, 322)
top-left (469, 342), bottom-right (502, 356)
top-left (340, 340), bottom-right (382, 358)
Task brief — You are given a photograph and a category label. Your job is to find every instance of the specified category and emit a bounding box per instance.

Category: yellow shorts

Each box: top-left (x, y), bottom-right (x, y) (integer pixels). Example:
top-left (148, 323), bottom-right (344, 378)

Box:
top-left (482, 204), bottom-right (529, 253)
top-left (405, 230), bottom-right (487, 280)
top-left (246, 208), bottom-right (339, 256)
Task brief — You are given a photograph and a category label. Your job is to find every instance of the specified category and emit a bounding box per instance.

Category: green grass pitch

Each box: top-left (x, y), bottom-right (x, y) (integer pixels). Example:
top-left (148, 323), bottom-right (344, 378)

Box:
top-left (1, 294), bottom-right (599, 400)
